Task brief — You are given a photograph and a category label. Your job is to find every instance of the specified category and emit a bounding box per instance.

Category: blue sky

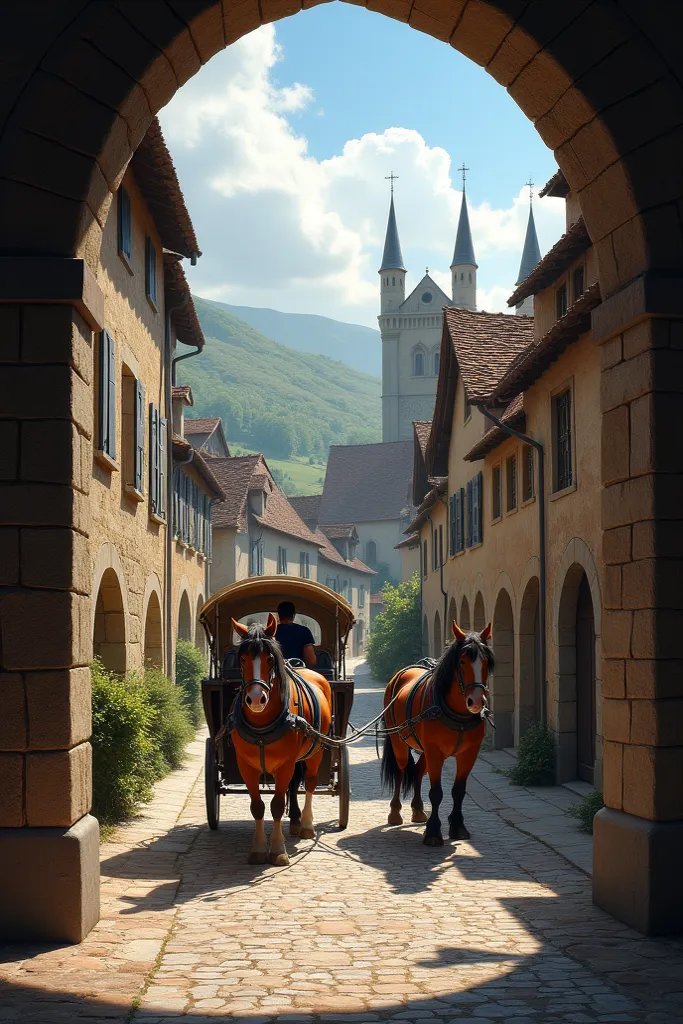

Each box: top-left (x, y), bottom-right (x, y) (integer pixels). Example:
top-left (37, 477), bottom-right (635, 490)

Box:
top-left (161, 3), bottom-right (565, 328)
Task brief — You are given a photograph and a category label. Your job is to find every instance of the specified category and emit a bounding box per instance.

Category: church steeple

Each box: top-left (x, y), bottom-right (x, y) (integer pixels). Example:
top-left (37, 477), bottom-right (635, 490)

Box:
top-left (451, 163), bottom-right (477, 311)
top-left (379, 176), bottom-right (406, 314)
top-left (515, 181), bottom-right (541, 316)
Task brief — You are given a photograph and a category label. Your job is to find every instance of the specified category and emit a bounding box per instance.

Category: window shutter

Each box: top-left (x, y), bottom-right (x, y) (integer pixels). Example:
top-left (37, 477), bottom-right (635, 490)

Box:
top-left (118, 188), bottom-right (131, 260)
top-left (146, 238), bottom-right (157, 304)
top-left (98, 331), bottom-right (108, 452)
top-left (158, 417), bottom-right (167, 518)
top-left (149, 405), bottom-right (157, 511)
top-left (449, 494), bottom-right (455, 555)
top-left (133, 380), bottom-right (144, 492)
top-left (459, 487), bottom-right (465, 551)
top-left (475, 472), bottom-right (483, 544)
top-left (107, 331), bottom-right (116, 459)
top-left (466, 479), bottom-right (473, 547)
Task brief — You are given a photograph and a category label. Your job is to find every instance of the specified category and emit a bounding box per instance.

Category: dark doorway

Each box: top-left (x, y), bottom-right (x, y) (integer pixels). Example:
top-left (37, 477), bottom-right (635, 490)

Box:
top-left (576, 573), bottom-right (596, 783)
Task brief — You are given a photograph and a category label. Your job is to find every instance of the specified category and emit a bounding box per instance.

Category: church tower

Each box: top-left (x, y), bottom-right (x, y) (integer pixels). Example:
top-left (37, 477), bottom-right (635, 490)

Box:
top-left (451, 164), bottom-right (477, 311)
top-left (379, 183), bottom-right (406, 314)
top-left (515, 184), bottom-right (542, 316)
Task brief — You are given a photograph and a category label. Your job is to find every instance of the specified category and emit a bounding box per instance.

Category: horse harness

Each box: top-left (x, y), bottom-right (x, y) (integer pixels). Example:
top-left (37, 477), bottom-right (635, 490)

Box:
top-left (387, 660), bottom-right (495, 756)
top-left (221, 664), bottom-right (327, 777)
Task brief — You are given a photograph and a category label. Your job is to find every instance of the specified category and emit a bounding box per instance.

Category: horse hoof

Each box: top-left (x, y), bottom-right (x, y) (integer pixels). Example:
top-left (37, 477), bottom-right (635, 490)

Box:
top-left (289, 821), bottom-right (301, 837)
top-left (269, 852), bottom-right (290, 867)
top-left (449, 825), bottom-right (470, 841)
top-left (411, 809), bottom-right (428, 823)
top-left (423, 834), bottom-right (444, 847)
top-left (387, 812), bottom-right (403, 826)
top-left (299, 827), bottom-right (315, 840)
top-left (248, 851), bottom-right (268, 864)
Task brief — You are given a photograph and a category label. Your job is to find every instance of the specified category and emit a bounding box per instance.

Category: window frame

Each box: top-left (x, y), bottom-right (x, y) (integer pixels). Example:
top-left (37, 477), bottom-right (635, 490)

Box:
top-left (413, 349), bottom-right (425, 377)
top-left (145, 236), bottom-right (158, 311)
top-left (572, 263), bottom-right (585, 302)
top-left (552, 383), bottom-right (575, 494)
top-left (299, 550), bottom-right (310, 579)
top-left (556, 280), bottom-right (568, 319)
top-left (277, 545), bottom-right (288, 575)
top-left (96, 329), bottom-right (118, 467)
top-left (492, 463), bottom-right (502, 521)
top-left (522, 445), bottom-right (535, 504)
top-left (506, 453), bottom-right (518, 514)
top-left (117, 187), bottom-right (133, 272)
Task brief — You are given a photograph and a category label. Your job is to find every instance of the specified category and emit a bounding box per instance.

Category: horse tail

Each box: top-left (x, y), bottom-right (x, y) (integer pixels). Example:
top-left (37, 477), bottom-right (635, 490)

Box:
top-left (380, 734), bottom-right (417, 794)
top-left (401, 749), bottom-right (418, 797)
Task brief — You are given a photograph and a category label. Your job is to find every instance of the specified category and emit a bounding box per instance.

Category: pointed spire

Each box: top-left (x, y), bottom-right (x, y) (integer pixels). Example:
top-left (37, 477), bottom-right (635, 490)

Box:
top-left (451, 166), bottom-right (477, 268)
top-left (379, 193), bottom-right (406, 272)
top-left (516, 193), bottom-right (541, 285)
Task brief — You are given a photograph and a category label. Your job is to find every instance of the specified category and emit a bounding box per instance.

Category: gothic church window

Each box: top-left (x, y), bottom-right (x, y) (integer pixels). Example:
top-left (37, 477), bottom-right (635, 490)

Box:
top-left (433, 351), bottom-right (440, 376)
top-left (366, 540), bottom-right (377, 565)
top-left (413, 350), bottom-right (425, 376)
top-left (392, 276), bottom-right (396, 286)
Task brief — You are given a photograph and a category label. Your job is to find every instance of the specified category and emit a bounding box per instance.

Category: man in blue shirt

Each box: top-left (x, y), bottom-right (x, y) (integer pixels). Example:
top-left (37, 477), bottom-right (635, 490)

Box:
top-left (275, 601), bottom-right (317, 668)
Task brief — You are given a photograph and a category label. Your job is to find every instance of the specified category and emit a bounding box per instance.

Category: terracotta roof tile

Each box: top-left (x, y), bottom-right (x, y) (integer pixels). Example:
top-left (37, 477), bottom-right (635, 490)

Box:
top-left (320, 524), bottom-right (357, 540)
top-left (406, 478), bottom-right (447, 534)
top-left (185, 417), bottom-right (221, 435)
top-left (171, 434), bottom-right (225, 499)
top-left (131, 118), bottom-right (200, 258)
top-left (172, 385), bottom-right (193, 406)
top-left (370, 592), bottom-right (386, 605)
top-left (465, 393), bottom-right (525, 462)
top-left (319, 442), bottom-right (414, 524)
top-left (209, 455), bottom-right (263, 529)
top-left (442, 306), bottom-right (534, 403)
top-left (413, 421), bottom-right (431, 460)
top-left (507, 218), bottom-right (590, 306)
top-left (396, 532), bottom-right (420, 550)
top-left (252, 485), bottom-right (320, 546)
top-left (314, 529), bottom-right (375, 574)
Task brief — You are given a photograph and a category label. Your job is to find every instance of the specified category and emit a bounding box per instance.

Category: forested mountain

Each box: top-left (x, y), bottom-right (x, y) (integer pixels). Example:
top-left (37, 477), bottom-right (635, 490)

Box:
top-left (209, 300), bottom-right (382, 376)
top-left (179, 297), bottom-right (381, 461)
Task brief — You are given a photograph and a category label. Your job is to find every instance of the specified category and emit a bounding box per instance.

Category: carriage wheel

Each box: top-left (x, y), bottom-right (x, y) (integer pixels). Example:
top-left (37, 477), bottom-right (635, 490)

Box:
top-left (337, 745), bottom-right (350, 830)
top-left (205, 736), bottom-right (220, 830)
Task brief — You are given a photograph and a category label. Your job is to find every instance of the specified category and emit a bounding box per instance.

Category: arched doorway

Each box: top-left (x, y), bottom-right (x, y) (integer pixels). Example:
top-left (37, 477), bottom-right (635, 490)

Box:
top-left (492, 590), bottom-right (514, 749)
top-left (519, 576), bottom-right (541, 736)
top-left (178, 591), bottom-right (192, 642)
top-left (460, 596), bottom-right (471, 632)
top-left (143, 591), bottom-right (163, 668)
top-left (433, 611), bottom-right (442, 659)
top-left (473, 592), bottom-right (485, 633)
top-left (422, 615), bottom-right (429, 657)
top-left (557, 564), bottom-right (597, 784)
top-left (93, 568), bottom-right (126, 673)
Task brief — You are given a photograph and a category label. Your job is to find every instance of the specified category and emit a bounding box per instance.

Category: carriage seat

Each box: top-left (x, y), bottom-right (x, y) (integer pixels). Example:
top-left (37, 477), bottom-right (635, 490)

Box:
top-left (314, 647), bottom-right (334, 680)
top-left (221, 648), bottom-right (241, 682)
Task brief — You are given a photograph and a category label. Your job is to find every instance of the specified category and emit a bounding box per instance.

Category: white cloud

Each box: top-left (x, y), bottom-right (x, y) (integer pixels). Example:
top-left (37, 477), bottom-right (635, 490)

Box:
top-left (160, 26), bottom-right (565, 326)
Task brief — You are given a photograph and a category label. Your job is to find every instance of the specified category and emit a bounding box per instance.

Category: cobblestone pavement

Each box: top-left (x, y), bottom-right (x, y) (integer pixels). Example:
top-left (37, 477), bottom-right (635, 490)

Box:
top-left (1, 675), bottom-right (682, 1023)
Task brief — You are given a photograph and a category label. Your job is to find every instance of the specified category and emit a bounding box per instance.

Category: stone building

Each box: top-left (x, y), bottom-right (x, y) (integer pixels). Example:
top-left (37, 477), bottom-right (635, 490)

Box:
top-left (1, 0), bottom-right (681, 943)
top-left (411, 168), bottom-right (604, 787)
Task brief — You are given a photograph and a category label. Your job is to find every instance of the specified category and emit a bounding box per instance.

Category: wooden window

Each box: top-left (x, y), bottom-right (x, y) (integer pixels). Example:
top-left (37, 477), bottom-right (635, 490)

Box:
top-left (148, 405), bottom-right (167, 520)
top-left (423, 539), bottom-right (428, 577)
top-left (554, 389), bottom-right (573, 491)
top-left (572, 264), bottom-right (585, 301)
top-left (117, 187), bottom-right (132, 264)
top-left (522, 445), bottom-right (534, 502)
top-left (277, 546), bottom-right (287, 575)
top-left (145, 237), bottom-right (157, 309)
top-left (466, 479), bottom-right (473, 547)
top-left (556, 282), bottom-right (568, 319)
top-left (455, 488), bottom-right (465, 552)
top-left (506, 454), bottom-right (517, 512)
top-left (134, 378), bottom-right (145, 494)
top-left (492, 465), bottom-right (502, 519)
top-left (122, 366), bottom-right (143, 495)
top-left (250, 539), bottom-right (264, 576)
top-left (468, 472), bottom-right (483, 545)
top-left (449, 494), bottom-right (456, 555)
top-left (299, 551), bottom-right (310, 578)
top-left (97, 330), bottom-right (117, 460)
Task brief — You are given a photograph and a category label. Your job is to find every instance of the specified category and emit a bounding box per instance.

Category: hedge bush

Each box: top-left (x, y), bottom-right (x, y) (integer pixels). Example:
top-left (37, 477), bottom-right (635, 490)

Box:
top-left (175, 639), bottom-right (206, 726)
top-left (366, 573), bottom-right (422, 682)
top-left (507, 722), bottom-right (556, 786)
top-left (569, 789), bottom-right (604, 833)
top-left (91, 660), bottom-right (194, 828)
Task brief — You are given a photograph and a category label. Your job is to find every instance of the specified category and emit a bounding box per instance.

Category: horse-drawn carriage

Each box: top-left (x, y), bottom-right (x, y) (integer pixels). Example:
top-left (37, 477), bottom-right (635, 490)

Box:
top-left (198, 576), bottom-right (354, 839)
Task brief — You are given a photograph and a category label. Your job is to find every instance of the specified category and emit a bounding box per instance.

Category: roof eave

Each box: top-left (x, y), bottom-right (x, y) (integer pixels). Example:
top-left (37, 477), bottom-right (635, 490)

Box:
top-left (507, 218), bottom-right (590, 306)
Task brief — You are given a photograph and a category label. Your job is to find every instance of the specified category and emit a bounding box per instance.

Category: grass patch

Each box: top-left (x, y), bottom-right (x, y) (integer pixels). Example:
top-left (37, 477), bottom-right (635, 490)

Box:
top-left (569, 790), bottom-right (604, 833)
top-left (505, 723), bottom-right (556, 786)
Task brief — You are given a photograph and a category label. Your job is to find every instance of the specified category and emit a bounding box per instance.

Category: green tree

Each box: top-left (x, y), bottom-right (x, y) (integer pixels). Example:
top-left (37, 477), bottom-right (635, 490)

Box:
top-left (366, 573), bottom-right (422, 682)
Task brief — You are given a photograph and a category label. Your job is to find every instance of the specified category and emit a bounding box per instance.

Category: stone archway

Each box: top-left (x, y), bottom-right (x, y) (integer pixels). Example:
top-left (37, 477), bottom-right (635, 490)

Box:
top-left (177, 590), bottom-right (193, 642)
top-left (93, 568), bottom-right (126, 674)
top-left (557, 563), bottom-right (599, 786)
top-left (492, 589), bottom-right (515, 749)
top-left (518, 576), bottom-right (541, 737)
top-left (143, 590), bottom-right (163, 669)
top-left (473, 592), bottom-right (485, 633)
top-left (459, 596), bottom-right (471, 632)
top-left (433, 611), bottom-right (442, 659)
top-left (2, 0), bottom-right (682, 941)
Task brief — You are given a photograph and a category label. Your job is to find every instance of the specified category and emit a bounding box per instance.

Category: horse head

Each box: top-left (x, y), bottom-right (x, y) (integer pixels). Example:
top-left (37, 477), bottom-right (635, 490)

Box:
top-left (438, 621), bottom-right (494, 715)
top-left (231, 614), bottom-right (284, 715)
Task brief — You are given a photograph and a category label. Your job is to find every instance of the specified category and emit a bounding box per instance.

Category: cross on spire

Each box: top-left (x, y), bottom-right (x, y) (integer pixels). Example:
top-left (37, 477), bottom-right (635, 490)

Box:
top-left (385, 172), bottom-right (399, 195)
top-left (458, 162), bottom-right (469, 191)
top-left (526, 176), bottom-right (534, 203)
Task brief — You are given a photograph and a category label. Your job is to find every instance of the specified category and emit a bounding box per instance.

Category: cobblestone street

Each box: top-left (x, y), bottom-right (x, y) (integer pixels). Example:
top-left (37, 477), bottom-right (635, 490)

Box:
top-left (1, 672), bottom-right (682, 1023)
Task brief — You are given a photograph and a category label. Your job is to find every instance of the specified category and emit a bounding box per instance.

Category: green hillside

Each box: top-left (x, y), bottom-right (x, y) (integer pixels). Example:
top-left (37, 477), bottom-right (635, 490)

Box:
top-left (180, 297), bottom-right (381, 470)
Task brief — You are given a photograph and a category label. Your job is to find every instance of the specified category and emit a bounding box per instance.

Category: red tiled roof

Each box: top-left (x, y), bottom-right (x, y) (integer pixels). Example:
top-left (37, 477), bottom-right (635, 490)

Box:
top-left (289, 495), bottom-right (322, 526)
top-left (252, 485), bottom-right (320, 546)
top-left (464, 394), bottom-right (525, 462)
top-left (539, 168), bottom-right (570, 199)
top-left (442, 306), bottom-right (533, 403)
top-left (492, 283), bottom-right (601, 405)
top-left (414, 421), bottom-right (431, 460)
top-left (396, 532), bottom-right (420, 550)
top-left (507, 218), bottom-right (590, 306)
top-left (185, 417), bottom-right (221, 435)
top-left (319, 442), bottom-right (414, 524)
top-left (370, 592), bottom-right (385, 605)
top-left (320, 524), bottom-right (357, 540)
top-left (313, 529), bottom-right (375, 575)
top-left (163, 254), bottom-right (204, 350)
top-left (172, 385), bottom-right (193, 406)
top-left (406, 478), bottom-right (447, 534)
top-left (171, 435), bottom-right (225, 499)
top-left (131, 118), bottom-right (200, 259)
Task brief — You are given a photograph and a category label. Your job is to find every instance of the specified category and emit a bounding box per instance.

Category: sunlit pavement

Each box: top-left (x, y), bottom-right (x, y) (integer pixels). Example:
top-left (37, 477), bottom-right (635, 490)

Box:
top-left (1, 670), bottom-right (682, 1023)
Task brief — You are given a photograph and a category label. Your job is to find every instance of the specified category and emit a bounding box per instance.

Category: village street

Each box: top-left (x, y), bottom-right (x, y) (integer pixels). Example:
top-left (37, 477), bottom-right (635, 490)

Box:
top-left (1, 668), bottom-right (682, 1024)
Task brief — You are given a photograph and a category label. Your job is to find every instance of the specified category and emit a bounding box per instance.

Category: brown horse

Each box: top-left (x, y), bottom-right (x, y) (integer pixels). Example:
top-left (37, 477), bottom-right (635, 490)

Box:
top-left (230, 614), bottom-right (332, 865)
top-left (381, 621), bottom-right (494, 846)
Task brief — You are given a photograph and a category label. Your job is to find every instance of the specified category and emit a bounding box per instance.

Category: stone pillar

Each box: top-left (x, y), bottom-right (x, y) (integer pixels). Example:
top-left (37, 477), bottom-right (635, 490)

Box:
top-left (593, 275), bottom-right (683, 936)
top-left (0, 259), bottom-right (103, 942)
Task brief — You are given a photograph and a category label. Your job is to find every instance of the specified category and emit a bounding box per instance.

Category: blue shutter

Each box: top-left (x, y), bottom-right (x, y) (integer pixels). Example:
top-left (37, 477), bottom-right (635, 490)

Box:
top-left (134, 380), bottom-right (145, 492)
top-left (475, 471), bottom-right (483, 544)
top-left (158, 417), bottom-right (167, 519)
top-left (466, 479), bottom-right (473, 548)
top-left (98, 331), bottom-right (108, 452)
top-left (146, 237), bottom-right (157, 305)
top-left (118, 188), bottom-right (131, 260)
top-left (449, 494), bottom-right (455, 555)
top-left (149, 405), bottom-right (158, 512)
top-left (106, 331), bottom-right (116, 459)
top-left (458, 487), bottom-right (465, 551)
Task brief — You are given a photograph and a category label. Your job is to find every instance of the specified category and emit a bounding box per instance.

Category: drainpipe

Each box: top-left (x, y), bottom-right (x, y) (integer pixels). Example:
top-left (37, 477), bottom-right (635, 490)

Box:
top-left (473, 403), bottom-right (547, 725)
top-left (436, 495), bottom-right (449, 643)
top-left (426, 501), bottom-right (448, 655)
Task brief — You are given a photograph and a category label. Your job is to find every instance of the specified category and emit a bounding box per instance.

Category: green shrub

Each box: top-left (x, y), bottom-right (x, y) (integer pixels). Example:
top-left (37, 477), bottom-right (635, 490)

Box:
top-left (507, 723), bottom-right (556, 786)
top-left (366, 573), bottom-right (422, 682)
top-left (91, 659), bottom-right (158, 825)
top-left (140, 667), bottom-right (195, 772)
top-left (175, 639), bottom-right (206, 726)
top-left (569, 790), bottom-right (604, 833)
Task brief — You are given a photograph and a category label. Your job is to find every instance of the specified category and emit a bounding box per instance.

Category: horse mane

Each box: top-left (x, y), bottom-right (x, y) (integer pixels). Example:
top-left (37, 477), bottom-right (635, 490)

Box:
top-left (430, 631), bottom-right (495, 702)
top-left (237, 623), bottom-right (288, 702)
